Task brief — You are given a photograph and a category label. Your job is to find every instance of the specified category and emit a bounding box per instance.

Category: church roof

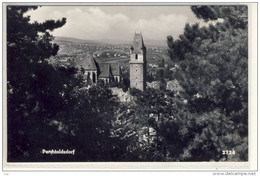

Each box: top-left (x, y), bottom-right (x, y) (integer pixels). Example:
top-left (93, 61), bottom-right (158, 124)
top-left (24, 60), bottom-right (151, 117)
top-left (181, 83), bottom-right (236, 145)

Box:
top-left (99, 63), bottom-right (113, 78)
top-left (111, 64), bottom-right (121, 76)
top-left (132, 33), bottom-right (145, 54)
top-left (75, 54), bottom-right (98, 71)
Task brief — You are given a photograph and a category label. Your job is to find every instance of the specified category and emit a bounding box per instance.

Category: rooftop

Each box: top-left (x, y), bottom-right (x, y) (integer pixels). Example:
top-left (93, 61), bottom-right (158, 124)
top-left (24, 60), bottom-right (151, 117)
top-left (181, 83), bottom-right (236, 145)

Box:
top-left (99, 63), bottom-right (113, 78)
top-left (110, 64), bottom-right (122, 76)
top-left (75, 54), bottom-right (98, 71)
top-left (131, 33), bottom-right (145, 54)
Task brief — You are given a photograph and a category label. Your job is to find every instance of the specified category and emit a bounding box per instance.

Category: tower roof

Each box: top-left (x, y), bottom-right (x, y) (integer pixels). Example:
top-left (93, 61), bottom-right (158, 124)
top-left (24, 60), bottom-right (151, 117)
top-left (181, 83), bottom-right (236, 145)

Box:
top-left (132, 33), bottom-right (145, 53)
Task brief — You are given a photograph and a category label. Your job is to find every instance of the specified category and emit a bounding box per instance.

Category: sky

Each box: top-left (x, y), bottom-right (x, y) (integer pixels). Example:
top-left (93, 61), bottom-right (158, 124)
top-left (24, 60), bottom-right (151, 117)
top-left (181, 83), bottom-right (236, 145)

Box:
top-left (26, 6), bottom-right (206, 41)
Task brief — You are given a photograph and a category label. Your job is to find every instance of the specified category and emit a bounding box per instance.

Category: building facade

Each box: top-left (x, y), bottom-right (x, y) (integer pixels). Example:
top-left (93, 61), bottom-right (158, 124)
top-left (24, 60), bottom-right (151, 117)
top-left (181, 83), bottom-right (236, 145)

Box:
top-left (129, 33), bottom-right (147, 91)
top-left (111, 64), bottom-right (122, 83)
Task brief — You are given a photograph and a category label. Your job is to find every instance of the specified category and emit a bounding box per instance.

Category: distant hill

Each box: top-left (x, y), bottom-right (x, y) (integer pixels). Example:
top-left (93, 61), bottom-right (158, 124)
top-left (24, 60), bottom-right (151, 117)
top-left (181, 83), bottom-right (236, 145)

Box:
top-left (101, 39), bottom-right (131, 45)
top-left (54, 36), bottom-right (108, 45)
top-left (102, 39), bottom-right (168, 47)
top-left (54, 36), bottom-right (167, 47)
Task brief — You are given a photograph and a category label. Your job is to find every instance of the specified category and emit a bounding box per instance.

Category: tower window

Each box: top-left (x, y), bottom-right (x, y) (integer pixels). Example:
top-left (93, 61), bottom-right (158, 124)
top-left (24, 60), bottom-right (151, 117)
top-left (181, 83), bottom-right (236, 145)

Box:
top-left (135, 54), bottom-right (138, 60)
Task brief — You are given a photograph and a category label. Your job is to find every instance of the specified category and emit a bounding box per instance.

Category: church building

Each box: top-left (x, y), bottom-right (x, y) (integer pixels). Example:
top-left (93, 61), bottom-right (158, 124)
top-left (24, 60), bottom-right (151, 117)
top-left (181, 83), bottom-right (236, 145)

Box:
top-left (75, 55), bottom-right (122, 84)
top-left (75, 33), bottom-right (147, 92)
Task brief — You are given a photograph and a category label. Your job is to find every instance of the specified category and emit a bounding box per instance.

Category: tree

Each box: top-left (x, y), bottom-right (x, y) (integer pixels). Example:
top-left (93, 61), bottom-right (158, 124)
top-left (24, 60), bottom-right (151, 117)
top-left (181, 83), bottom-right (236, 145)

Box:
top-left (63, 84), bottom-right (122, 161)
top-left (191, 6), bottom-right (248, 29)
top-left (116, 88), bottom-right (192, 161)
top-left (7, 6), bottom-right (70, 161)
top-left (166, 5), bottom-right (248, 161)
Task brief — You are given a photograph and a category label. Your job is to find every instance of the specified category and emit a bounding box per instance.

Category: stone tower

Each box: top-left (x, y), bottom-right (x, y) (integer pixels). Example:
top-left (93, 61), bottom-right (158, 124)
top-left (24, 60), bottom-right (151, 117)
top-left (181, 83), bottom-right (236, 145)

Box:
top-left (129, 33), bottom-right (146, 91)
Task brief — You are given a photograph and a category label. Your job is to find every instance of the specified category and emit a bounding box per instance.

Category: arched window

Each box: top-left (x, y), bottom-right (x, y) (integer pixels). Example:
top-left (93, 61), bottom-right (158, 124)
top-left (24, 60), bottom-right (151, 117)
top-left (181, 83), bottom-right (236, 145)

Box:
top-left (135, 54), bottom-right (138, 60)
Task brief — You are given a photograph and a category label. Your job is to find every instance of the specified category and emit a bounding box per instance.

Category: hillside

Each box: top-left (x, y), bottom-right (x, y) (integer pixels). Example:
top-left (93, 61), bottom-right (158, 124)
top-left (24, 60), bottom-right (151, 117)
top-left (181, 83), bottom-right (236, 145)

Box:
top-left (54, 36), bottom-right (168, 47)
top-left (54, 36), bottom-right (108, 45)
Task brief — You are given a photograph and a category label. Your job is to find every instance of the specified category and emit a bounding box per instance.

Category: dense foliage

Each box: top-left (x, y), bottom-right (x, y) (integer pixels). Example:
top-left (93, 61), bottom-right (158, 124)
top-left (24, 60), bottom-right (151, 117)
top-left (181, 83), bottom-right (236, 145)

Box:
top-left (167, 5), bottom-right (248, 161)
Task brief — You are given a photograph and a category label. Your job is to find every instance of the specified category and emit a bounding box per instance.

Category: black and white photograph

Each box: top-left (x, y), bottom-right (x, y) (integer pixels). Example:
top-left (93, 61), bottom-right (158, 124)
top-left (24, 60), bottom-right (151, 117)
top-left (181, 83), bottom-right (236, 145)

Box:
top-left (2, 2), bottom-right (257, 171)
